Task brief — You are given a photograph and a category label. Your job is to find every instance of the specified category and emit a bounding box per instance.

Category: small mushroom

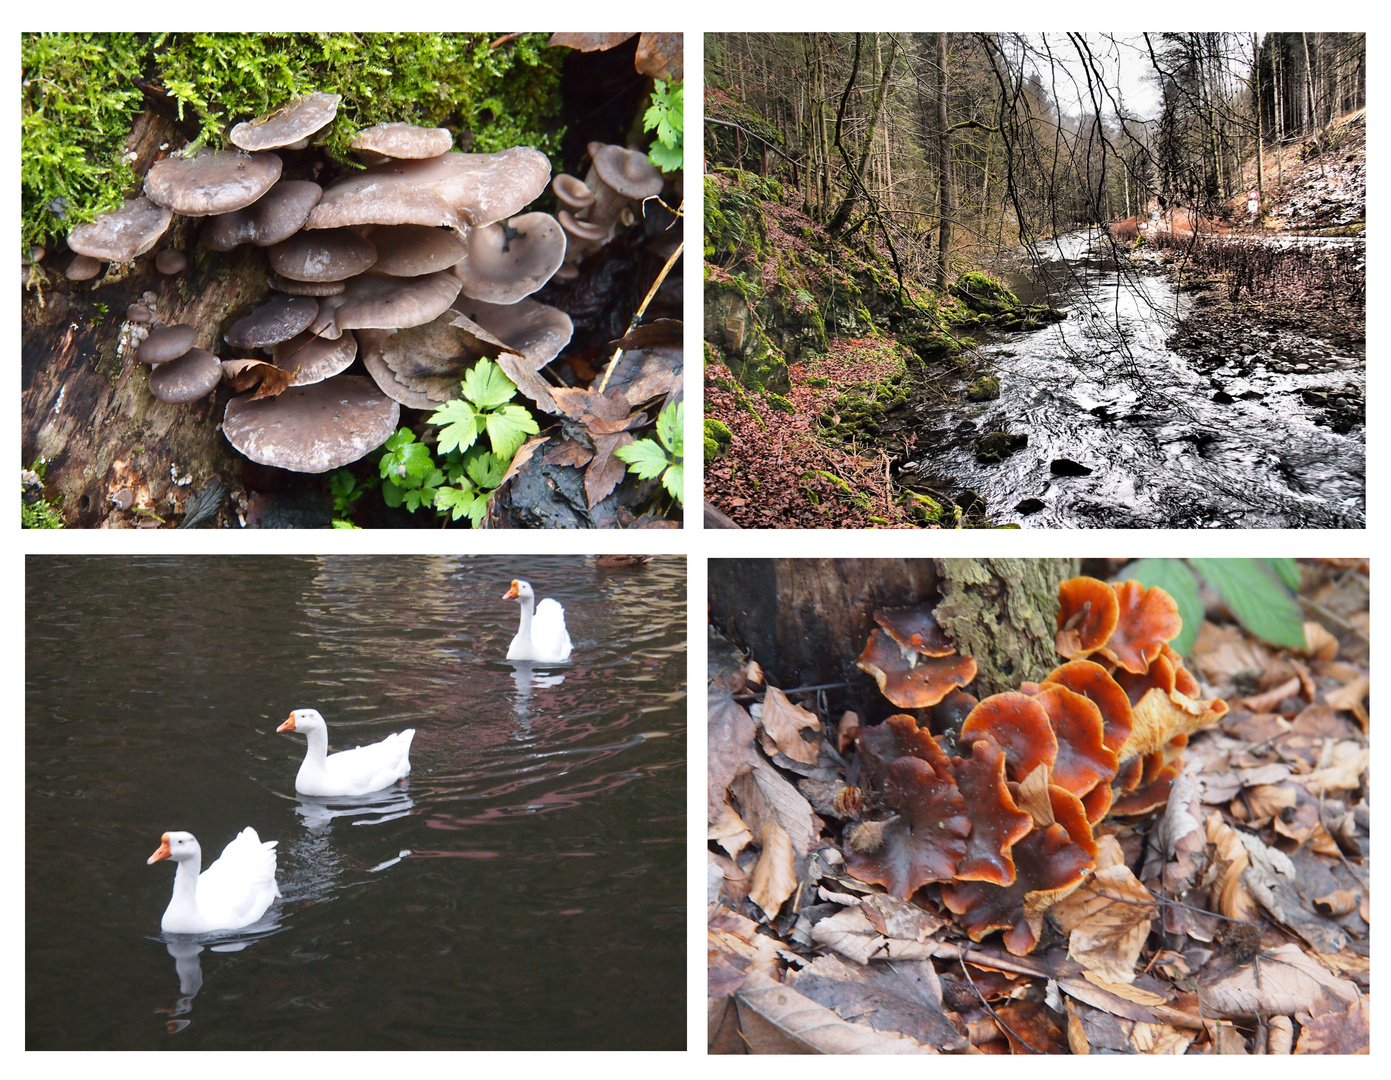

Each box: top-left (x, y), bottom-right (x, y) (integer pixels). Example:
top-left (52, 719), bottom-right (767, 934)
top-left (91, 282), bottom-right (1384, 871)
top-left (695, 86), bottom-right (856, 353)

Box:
top-left (1055, 576), bottom-right (1121, 660)
top-left (552, 173), bottom-right (596, 212)
top-left (148, 348), bottom-right (222, 403)
top-left (268, 227), bottom-right (377, 282)
top-left (223, 295), bottom-right (318, 349)
top-left (137, 324), bottom-right (198, 365)
top-left (155, 249), bottom-right (187, 275)
top-left (369, 224), bottom-right (467, 277)
top-left (222, 375), bottom-right (401, 473)
top-left (350, 122), bottom-right (453, 160)
top-left (872, 604), bottom-right (956, 657)
top-left (856, 627), bottom-right (977, 709)
top-left (453, 212), bottom-right (566, 304)
top-left (145, 150), bottom-right (284, 216)
top-left (201, 180), bottom-right (323, 250)
top-left (67, 196), bottom-right (173, 263)
top-left (126, 303), bottom-right (153, 324)
top-left (65, 254), bottom-right (102, 281)
top-left (270, 330), bottom-right (358, 386)
top-left (229, 92), bottom-right (340, 152)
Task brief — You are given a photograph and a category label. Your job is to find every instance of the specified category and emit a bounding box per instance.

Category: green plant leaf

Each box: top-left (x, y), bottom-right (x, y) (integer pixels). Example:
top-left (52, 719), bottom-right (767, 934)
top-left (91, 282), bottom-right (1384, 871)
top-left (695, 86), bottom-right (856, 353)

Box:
top-left (331, 519), bottom-right (361, 529)
top-left (484, 404), bottom-right (539, 461)
top-left (381, 480), bottom-right (405, 508)
top-left (648, 139), bottom-right (683, 172)
top-left (1264, 558), bottom-right (1302, 591)
top-left (662, 463), bottom-right (684, 503)
top-left (614, 438), bottom-right (670, 480)
top-left (1189, 558), bottom-right (1307, 650)
top-left (461, 357), bottom-right (518, 411)
top-left (396, 440), bottom-right (434, 481)
top-left (434, 483), bottom-right (478, 522)
top-left (465, 450), bottom-right (506, 490)
top-left (429, 399), bottom-right (481, 455)
top-left (384, 428), bottom-right (416, 452)
top-left (1125, 558), bottom-right (1203, 656)
top-left (656, 401), bottom-right (683, 457)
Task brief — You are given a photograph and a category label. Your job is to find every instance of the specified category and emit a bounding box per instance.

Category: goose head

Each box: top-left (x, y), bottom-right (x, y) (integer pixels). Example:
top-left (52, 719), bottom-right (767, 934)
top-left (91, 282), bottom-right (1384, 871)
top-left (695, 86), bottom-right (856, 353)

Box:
top-left (503, 580), bottom-right (534, 604)
top-left (278, 708), bottom-right (327, 734)
top-left (148, 830), bottom-right (200, 865)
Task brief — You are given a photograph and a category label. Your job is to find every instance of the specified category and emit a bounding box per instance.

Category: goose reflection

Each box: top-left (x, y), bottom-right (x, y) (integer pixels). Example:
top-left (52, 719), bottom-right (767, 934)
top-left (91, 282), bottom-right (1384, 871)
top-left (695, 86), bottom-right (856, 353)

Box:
top-left (290, 784), bottom-right (415, 835)
top-left (508, 661), bottom-right (566, 727)
top-left (153, 920), bottom-right (281, 1030)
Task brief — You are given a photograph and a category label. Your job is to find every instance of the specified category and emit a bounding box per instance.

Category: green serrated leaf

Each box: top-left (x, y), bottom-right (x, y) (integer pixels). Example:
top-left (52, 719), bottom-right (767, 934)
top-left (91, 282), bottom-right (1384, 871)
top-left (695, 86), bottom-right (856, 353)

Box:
top-left (385, 428), bottom-right (416, 452)
top-left (662, 463), bottom-right (684, 503)
top-left (461, 358), bottom-right (518, 411)
top-left (1190, 558), bottom-right (1307, 650)
top-left (331, 519), bottom-right (361, 529)
top-left (656, 401), bottom-right (683, 456)
top-left (466, 490), bottom-right (491, 527)
top-left (465, 450), bottom-right (506, 490)
top-left (1264, 558), bottom-right (1302, 591)
top-left (1125, 558), bottom-right (1203, 656)
top-left (485, 404), bottom-right (539, 460)
top-left (434, 483), bottom-right (477, 522)
top-left (397, 440), bottom-right (434, 480)
top-left (648, 139), bottom-right (683, 172)
top-left (614, 438), bottom-right (670, 480)
top-left (430, 399), bottom-right (481, 455)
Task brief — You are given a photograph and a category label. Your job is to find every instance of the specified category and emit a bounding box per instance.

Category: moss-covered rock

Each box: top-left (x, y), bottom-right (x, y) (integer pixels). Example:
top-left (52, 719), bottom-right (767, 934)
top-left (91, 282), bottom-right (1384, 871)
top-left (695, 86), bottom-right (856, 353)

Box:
top-left (952, 271), bottom-right (1020, 314)
top-left (975, 430), bottom-right (1027, 462)
top-left (704, 418), bottom-right (732, 445)
top-left (966, 376), bottom-right (1000, 402)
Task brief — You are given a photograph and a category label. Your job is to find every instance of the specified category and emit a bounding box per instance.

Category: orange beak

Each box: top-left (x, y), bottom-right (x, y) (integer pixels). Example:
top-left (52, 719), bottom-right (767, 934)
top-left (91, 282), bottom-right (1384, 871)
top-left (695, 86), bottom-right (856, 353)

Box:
top-left (503, 581), bottom-right (520, 600)
top-left (147, 834), bottom-right (171, 864)
top-left (277, 714), bottom-right (296, 733)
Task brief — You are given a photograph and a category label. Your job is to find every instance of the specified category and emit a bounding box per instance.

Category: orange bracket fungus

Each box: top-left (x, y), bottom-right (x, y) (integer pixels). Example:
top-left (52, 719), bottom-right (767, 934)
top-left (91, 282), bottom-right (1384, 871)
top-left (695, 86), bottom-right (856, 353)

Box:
top-left (840, 575), bottom-right (1226, 955)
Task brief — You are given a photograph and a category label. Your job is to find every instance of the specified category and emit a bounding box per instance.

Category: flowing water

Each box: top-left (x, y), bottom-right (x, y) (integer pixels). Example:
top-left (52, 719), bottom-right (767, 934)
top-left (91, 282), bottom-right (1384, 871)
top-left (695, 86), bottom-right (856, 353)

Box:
top-left (26, 555), bottom-right (686, 1050)
top-left (907, 231), bottom-right (1365, 528)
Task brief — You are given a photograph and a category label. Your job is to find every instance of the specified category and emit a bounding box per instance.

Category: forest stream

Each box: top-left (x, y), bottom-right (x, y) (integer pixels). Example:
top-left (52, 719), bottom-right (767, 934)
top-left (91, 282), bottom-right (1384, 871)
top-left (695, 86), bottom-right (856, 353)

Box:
top-left (900, 230), bottom-right (1365, 528)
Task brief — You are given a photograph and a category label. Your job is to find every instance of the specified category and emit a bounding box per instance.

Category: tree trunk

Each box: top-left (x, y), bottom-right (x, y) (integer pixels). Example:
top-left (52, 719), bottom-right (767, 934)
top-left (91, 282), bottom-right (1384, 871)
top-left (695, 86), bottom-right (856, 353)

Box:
top-left (708, 558), bottom-right (1078, 702)
top-left (1253, 33), bottom-right (1264, 217)
top-left (21, 109), bottom-right (270, 528)
top-left (935, 32), bottom-right (952, 290)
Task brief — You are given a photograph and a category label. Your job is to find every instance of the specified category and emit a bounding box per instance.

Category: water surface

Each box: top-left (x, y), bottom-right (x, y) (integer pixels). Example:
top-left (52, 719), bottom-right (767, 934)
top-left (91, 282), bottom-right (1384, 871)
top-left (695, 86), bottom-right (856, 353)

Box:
top-left (26, 555), bottom-right (686, 1049)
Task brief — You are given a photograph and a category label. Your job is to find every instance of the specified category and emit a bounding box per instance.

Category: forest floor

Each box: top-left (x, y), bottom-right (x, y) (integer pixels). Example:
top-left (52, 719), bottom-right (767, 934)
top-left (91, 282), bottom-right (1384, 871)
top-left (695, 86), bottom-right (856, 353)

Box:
top-left (709, 558), bottom-right (1370, 1054)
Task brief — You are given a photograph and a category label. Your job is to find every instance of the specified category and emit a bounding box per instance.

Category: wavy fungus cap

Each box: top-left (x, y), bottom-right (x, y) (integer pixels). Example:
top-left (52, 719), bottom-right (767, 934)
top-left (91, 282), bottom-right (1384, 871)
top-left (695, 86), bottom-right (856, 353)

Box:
top-left (230, 93), bottom-right (340, 151)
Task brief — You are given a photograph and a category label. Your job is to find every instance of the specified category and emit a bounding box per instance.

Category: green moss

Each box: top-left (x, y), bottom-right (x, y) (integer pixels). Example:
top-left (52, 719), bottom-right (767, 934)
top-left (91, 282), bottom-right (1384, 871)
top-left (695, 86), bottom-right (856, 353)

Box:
top-left (704, 418), bottom-right (732, 445)
top-left (764, 392), bottom-right (796, 415)
top-left (704, 435), bottom-right (720, 464)
top-left (21, 32), bottom-right (563, 251)
top-left (806, 375), bottom-right (829, 388)
top-left (966, 376), bottom-right (1000, 402)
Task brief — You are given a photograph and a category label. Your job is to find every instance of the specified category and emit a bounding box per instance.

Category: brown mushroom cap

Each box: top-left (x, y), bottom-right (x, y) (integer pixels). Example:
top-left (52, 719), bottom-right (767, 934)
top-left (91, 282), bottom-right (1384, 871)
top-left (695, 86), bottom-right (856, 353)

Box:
top-left (271, 330), bottom-right (358, 386)
top-left (222, 374), bottom-right (400, 473)
top-left (857, 627), bottom-right (977, 709)
top-left (305, 148), bottom-right (552, 232)
top-left (137, 324), bottom-right (198, 364)
top-left (67, 196), bottom-right (173, 263)
top-left (547, 32), bottom-right (637, 51)
top-left (453, 212), bottom-right (566, 304)
top-left (369, 224), bottom-right (467, 277)
top-left (552, 173), bottom-right (596, 211)
top-left (223, 295), bottom-right (318, 349)
top-left (361, 309), bottom-right (518, 409)
top-left (1056, 576), bottom-right (1121, 660)
top-left (333, 271), bottom-right (462, 331)
top-left (855, 713), bottom-right (953, 792)
top-left (201, 180), bottom-right (323, 250)
top-left (950, 737), bottom-right (1035, 886)
top-left (1031, 684), bottom-right (1118, 797)
top-left (634, 32), bottom-right (683, 82)
top-left (268, 228), bottom-right (378, 282)
top-left (350, 122), bottom-right (453, 160)
top-left (872, 604), bottom-right (956, 657)
top-left (960, 692), bottom-right (1058, 783)
top-left (65, 254), bottom-right (102, 281)
top-left (148, 348), bottom-right (222, 403)
top-left (230, 92), bottom-right (340, 152)
top-left (145, 150), bottom-right (284, 216)
top-left (588, 141), bottom-right (665, 202)
top-left (1098, 580), bottom-right (1183, 675)
top-left (267, 271), bottom-right (346, 296)
top-left (1042, 659), bottom-right (1134, 755)
top-left (454, 296), bottom-right (574, 372)
top-left (309, 293), bottom-right (352, 340)
top-left (155, 249), bottom-right (187, 275)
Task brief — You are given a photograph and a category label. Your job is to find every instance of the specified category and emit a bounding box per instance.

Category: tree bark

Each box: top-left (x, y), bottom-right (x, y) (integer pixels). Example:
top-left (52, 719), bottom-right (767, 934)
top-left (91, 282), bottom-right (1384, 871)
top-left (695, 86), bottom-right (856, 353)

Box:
top-left (935, 32), bottom-right (953, 290)
top-left (22, 108), bottom-right (271, 528)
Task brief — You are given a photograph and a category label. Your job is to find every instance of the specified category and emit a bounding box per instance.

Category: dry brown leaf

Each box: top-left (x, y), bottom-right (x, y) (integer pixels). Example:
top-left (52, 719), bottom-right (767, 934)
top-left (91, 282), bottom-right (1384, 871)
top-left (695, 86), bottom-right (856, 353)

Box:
top-left (1190, 622), bottom-right (1272, 690)
top-left (1016, 762), bottom-right (1054, 827)
top-left (748, 822), bottom-right (798, 921)
top-left (708, 849), bottom-right (750, 906)
top-left (786, 953), bottom-right (966, 1051)
top-left (757, 686), bottom-right (822, 765)
top-left (1324, 675), bottom-right (1369, 735)
top-left (1301, 621), bottom-right (1339, 660)
top-left (1243, 783), bottom-right (1298, 826)
top-left (809, 905), bottom-right (936, 965)
top-left (1199, 943), bottom-right (1360, 1019)
top-left (1080, 971), bottom-right (1168, 1005)
top-left (858, 892), bottom-right (947, 943)
top-left (542, 438), bottom-right (594, 468)
top-left (708, 692), bottom-right (758, 823)
top-left (1299, 740), bottom-right (1368, 794)
top-left (837, 711), bottom-right (861, 754)
top-left (1267, 1014), bottom-right (1294, 1053)
top-left (708, 804), bottom-right (753, 858)
top-left (734, 981), bottom-right (935, 1054)
top-left (729, 757), bottom-right (821, 859)
top-left (1312, 889), bottom-right (1360, 917)
top-left (745, 660), bottom-right (764, 686)
top-left (583, 431), bottom-right (634, 508)
top-left (1051, 865), bottom-right (1156, 983)
top-left (708, 906), bottom-right (780, 999)
top-left (222, 357), bottom-right (292, 400)
top-left (1213, 1023), bottom-right (1250, 1054)
top-left (1206, 812), bottom-right (1256, 921)
top-left (1239, 676), bottom-right (1302, 713)
top-left (495, 434), bottom-right (547, 490)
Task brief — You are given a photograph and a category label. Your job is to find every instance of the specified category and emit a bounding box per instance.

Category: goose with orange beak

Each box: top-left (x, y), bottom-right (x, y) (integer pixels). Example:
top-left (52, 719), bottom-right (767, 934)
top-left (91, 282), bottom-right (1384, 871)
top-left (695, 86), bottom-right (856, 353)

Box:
top-left (277, 707), bottom-right (414, 797)
top-left (503, 579), bottom-right (573, 662)
top-left (148, 828), bottom-right (280, 934)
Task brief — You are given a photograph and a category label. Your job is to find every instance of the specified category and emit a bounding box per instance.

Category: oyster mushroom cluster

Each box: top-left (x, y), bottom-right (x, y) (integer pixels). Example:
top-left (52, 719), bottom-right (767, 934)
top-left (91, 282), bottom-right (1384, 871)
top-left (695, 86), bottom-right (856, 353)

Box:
top-left (65, 89), bottom-right (660, 474)
top-left (841, 576), bottom-right (1228, 956)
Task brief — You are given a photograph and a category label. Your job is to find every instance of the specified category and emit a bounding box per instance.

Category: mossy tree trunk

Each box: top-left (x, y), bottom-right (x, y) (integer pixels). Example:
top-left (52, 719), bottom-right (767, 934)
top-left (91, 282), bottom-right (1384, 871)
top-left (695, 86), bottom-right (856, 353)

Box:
top-left (709, 557), bottom-right (1078, 698)
top-left (22, 110), bottom-right (272, 528)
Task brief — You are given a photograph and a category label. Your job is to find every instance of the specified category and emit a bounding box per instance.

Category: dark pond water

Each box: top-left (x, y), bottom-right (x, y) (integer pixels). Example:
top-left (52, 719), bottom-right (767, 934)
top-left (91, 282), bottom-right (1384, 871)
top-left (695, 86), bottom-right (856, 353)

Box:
top-left (26, 555), bottom-right (686, 1050)
top-left (909, 231), bottom-right (1365, 528)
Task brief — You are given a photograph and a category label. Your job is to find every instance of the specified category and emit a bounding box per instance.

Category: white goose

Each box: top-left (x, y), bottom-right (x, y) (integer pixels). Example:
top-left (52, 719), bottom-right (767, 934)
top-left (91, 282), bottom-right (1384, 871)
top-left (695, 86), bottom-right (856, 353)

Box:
top-left (277, 708), bottom-right (414, 797)
top-left (147, 828), bottom-right (280, 934)
top-left (504, 579), bottom-right (573, 662)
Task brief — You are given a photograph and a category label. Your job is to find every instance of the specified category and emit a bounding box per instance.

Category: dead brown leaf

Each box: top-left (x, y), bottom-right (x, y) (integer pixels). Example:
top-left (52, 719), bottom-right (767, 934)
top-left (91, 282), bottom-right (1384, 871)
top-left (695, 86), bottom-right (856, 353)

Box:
top-left (1051, 864), bottom-right (1157, 984)
top-left (1016, 762), bottom-right (1054, 827)
top-left (1301, 621), bottom-right (1339, 660)
top-left (748, 822), bottom-right (798, 921)
top-left (734, 981), bottom-right (935, 1054)
top-left (756, 686), bottom-right (822, 765)
top-left (708, 906), bottom-right (780, 999)
top-left (786, 953), bottom-right (967, 1051)
top-left (1299, 740), bottom-right (1368, 795)
top-left (708, 805), bottom-right (753, 858)
top-left (542, 438), bottom-right (594, 468)
top-left (1199, 943), bottom-right (1360, 1019)
top-left (837, 711), bottom-right (860, 754)
top-left (221, 357), bottom-right (292, 400)
top-left (1240, 676), bottom-right (1303, 713)
top-left (809, 905), bottom-right (936, 964)
top-left (859, 892), bottom-right (946, 943)
top-left (729, 757), bottom-right (820, 859)
top-left (707, 692), bottom-right (758, 823)
top-left (583, 432), bottom-right (635, 508)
